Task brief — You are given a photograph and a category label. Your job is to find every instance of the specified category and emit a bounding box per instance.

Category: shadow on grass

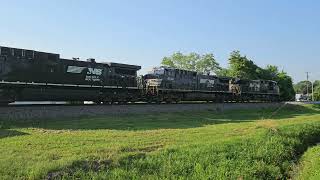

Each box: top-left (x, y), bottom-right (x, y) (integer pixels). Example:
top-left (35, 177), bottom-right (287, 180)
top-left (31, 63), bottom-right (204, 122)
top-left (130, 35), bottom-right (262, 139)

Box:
top-left (0, 104), bottom-right (318, 131)
top-left (0, 129), bottom-right (29, 139)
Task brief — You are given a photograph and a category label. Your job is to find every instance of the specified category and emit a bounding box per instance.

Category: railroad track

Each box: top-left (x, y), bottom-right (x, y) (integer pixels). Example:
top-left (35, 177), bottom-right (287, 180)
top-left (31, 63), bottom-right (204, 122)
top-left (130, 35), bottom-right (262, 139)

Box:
top-left (4, 100), bottom-right (274, 107)
top-left (0, 102), bottom-right (283, 121)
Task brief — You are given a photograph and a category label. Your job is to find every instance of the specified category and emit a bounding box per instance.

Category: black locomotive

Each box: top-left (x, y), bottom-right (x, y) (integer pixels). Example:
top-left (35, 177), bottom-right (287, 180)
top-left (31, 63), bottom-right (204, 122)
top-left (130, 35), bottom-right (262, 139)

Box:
top-left (0, 46), bottom-right (141, 104)
top-left (144, 67), bottom-right (279, 103)
top-left (0, 46), bottom-right (280, 104)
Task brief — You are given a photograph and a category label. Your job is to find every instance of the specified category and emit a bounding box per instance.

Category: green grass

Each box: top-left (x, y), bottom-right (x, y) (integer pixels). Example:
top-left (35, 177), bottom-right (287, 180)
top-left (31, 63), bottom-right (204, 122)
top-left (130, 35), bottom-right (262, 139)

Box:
top-left (295, 145), bottom-right (320, 180)
top-left (0, 104), bottom-right (320, 179)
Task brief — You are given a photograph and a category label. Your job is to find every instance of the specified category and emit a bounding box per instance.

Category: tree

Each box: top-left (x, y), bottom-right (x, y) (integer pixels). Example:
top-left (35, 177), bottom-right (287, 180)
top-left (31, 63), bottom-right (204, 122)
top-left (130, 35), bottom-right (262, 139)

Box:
top-left (276, 71), bottom-right (296, 101)
top-left (224, 50), bottom-right (295, 100)
top-left (196, 53), bottom-right (221, 74)
top-left (313, 80), bottom-right (320, 101)
top-left (314, 85), bottom-right (320, 101)
top-left (294, 81), bottom-right (312, 94)
top-left (216, 68), bottom-right (231, 77)
top-left (227, 51), bottom-right (260, 79)
top-left (260, 65), bottom-right (279, 80)
top-left (161, 52), bottom-right (221, 74)
top-left (313, 80), bottom-right (320, 90)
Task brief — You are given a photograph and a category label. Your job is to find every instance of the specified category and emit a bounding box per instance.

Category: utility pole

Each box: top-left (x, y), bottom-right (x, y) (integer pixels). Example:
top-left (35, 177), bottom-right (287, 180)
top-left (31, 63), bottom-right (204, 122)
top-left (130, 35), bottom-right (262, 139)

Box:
top-left (312, 81), bottom-right (314, 101)
top-left (306, 72), bottom-right (309, 98)
top-left (306, 72), bottom-right (314, 101)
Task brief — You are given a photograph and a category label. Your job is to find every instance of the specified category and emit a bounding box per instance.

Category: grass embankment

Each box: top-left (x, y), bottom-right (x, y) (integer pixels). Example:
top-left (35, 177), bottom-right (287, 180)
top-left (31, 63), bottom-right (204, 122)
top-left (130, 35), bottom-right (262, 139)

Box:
top-left (296, 145), bottom-right (320, 180)
top-left (0, 104), bottom-right (320, 179)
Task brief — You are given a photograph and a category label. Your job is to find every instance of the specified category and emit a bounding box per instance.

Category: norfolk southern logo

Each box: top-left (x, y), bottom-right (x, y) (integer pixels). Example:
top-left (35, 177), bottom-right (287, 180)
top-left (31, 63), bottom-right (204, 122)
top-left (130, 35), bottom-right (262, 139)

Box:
top-left (67, 66), bottom-right (103, 82)
top-left (87, 68), bottom-right (103, 76)
top-left (86, 68), bottom-right (103, 82)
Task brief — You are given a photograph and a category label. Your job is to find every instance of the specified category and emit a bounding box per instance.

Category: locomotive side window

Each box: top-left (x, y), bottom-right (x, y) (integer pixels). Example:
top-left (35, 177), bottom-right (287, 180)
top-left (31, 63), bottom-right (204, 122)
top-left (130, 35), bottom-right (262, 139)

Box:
top-left (164, 69), bottom-right (168, 76)
top-left (153, 68), bottom-right (164, 75)
top-left (165, 69), bottom-right (170, 76)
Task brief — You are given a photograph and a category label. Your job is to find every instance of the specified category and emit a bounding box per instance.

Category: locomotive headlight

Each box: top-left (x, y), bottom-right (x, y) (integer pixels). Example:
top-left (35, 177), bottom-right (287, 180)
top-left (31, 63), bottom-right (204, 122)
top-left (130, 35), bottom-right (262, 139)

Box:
top-left (147, 79), bottom-right (163, 86)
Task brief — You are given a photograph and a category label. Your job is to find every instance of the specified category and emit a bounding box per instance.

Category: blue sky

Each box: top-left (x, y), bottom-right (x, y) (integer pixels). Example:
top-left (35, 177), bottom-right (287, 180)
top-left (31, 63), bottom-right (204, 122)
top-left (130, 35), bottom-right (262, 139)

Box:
top-left (0, 0), bottom-right (319, 82)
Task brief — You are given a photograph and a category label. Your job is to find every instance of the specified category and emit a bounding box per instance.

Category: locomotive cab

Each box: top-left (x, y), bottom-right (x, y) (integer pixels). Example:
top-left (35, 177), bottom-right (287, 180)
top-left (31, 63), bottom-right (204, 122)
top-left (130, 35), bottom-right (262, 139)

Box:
top-left (143, 67), bottom-right (166, 95)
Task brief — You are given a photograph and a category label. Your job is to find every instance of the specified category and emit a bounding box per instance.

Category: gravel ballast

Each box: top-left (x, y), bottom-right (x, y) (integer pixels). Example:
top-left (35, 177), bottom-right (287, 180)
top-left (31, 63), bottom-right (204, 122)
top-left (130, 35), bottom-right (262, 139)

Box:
top-left (0, 103), bottom-right (284, 120)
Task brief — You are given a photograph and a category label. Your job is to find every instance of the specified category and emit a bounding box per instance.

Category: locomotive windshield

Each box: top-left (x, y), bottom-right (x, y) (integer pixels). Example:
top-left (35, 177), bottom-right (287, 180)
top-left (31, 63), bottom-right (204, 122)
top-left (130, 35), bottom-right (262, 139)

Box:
top-left (149, 67), bottom-right (165, 75)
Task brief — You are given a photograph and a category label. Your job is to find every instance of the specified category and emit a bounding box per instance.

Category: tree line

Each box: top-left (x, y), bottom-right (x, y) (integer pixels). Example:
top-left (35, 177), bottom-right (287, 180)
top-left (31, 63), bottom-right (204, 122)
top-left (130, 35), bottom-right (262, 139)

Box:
top-left (161, 51), bottom-right (295, 101)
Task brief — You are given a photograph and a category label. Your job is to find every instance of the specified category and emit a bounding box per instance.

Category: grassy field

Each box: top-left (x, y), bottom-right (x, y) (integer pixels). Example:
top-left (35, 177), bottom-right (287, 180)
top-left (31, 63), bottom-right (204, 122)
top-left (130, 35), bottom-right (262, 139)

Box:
top-left (296, 145), bottom-right (320, 180)
top-left (0, 104), bottom-right (320, 179)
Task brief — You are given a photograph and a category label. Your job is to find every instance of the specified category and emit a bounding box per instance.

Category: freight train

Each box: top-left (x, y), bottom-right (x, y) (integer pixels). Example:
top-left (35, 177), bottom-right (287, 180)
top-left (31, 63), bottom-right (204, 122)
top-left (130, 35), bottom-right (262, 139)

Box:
top-left (0, 46), bottom-right (280, 105)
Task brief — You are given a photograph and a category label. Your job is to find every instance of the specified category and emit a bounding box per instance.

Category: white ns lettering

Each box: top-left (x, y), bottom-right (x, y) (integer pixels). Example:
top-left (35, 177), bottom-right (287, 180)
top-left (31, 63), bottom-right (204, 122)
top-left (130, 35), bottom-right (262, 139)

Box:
top-left (87, 68), bottom-right (103, 75)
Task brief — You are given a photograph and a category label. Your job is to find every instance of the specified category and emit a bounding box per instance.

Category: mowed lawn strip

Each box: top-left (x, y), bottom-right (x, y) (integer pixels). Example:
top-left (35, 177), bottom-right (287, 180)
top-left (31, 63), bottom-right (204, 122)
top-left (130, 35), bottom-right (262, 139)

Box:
top-left (0, 104), bottom-right (319, 179)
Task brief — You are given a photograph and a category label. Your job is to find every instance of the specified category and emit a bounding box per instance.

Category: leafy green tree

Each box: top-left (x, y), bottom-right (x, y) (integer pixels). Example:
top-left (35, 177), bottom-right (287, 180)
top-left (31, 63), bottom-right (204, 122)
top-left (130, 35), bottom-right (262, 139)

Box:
top-left (196, 53), bottom-right (221, 74)
top-left (276, 71), bottom-right (296, 101)
top-left (309, 80), bottom-right (320, 101)
top-left (161, 52), bottom-right (221, 74)
top-left (216, 68), bottom-right (231, 77)
top-left (314, 85), bottom-right (320, 101)
top-left (294, 81), bottom-right (312, 94)
top-left (227, 51), bottom-right (260, 79)
top-left (161, 57), bottom-right (175, 68)
top-left (313, 80), bottom-right (320, 89)
top-left (225, 50), bottom-right (295, 100)
top-left (260, 65), bottom-right (279, 80)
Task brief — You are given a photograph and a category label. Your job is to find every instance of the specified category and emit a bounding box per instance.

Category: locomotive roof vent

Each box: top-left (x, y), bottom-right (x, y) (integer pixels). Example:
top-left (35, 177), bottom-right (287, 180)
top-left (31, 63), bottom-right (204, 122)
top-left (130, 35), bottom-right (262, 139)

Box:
top-left (87, 58), bottom-right (96, 63)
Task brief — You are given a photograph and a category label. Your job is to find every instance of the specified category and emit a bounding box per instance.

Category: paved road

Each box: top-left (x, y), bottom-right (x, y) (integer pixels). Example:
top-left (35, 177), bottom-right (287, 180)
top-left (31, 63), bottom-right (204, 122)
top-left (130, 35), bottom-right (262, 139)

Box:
top-left (286, 101), bottom-right (320, 105)
top-left (302, 101), bottom-right (320, 104)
